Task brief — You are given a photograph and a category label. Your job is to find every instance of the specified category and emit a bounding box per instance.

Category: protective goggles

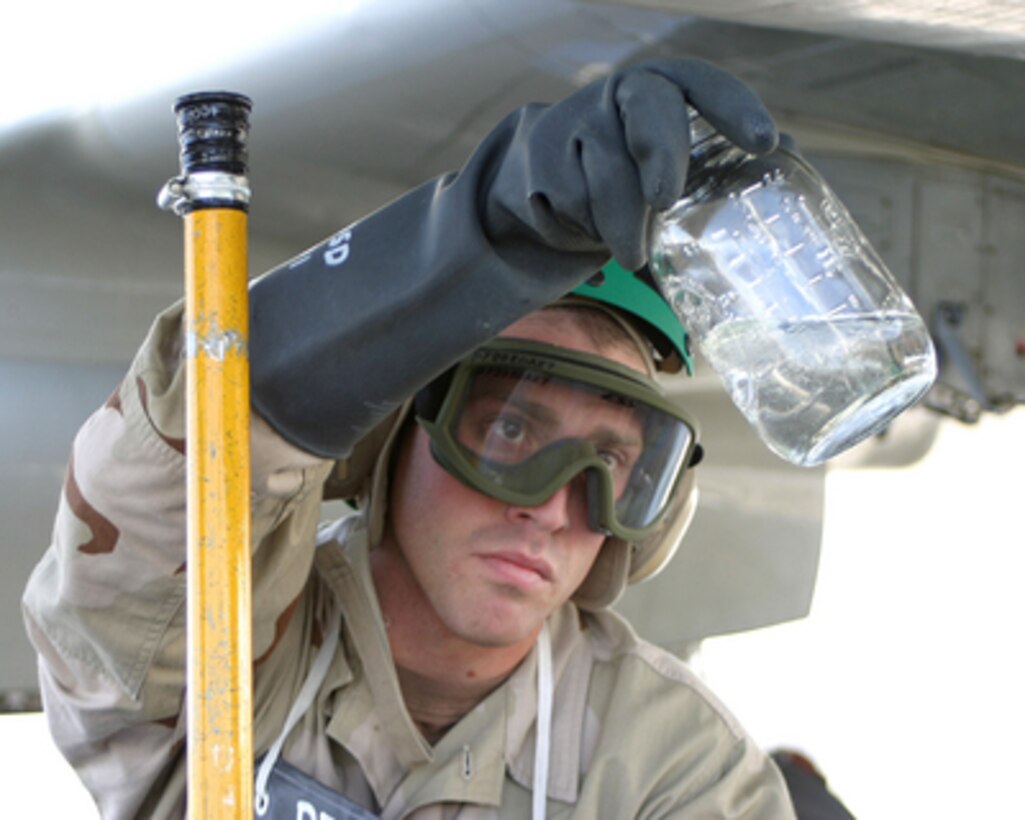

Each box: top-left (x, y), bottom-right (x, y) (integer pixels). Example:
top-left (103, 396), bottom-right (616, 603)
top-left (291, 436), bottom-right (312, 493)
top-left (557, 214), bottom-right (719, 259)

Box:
top-left (416, 339), bottom-right (701, 541)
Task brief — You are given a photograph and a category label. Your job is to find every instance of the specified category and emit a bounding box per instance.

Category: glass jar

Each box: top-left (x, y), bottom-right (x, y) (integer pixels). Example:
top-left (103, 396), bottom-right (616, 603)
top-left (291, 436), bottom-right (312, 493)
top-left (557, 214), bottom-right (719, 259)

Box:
top-left (649, 115), bottom-right (937, 466)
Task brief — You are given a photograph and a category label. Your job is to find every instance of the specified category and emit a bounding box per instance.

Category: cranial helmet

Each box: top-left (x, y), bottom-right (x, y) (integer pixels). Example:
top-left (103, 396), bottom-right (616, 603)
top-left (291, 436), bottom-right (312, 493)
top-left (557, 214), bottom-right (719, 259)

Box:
top-left (324, 262), bottom-right (702, 610)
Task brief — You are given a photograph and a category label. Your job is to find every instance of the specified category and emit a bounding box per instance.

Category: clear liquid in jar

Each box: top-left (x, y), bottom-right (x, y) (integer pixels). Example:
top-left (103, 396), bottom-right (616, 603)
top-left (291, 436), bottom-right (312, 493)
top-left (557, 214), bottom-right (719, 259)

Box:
top-left (697, 313), bottom-right (937, 465)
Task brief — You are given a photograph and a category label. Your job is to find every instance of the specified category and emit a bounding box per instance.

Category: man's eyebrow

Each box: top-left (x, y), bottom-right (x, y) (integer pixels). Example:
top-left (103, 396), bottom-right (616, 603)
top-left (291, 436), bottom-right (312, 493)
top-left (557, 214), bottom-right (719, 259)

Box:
top-left (590, 426), bottom-right (643, 449)
top-left (474, 377), bottom-right (643, 444)
top-left (472, 380), bottom-right (561, 426)
top-left (505, 394), bottom-right (561, 431)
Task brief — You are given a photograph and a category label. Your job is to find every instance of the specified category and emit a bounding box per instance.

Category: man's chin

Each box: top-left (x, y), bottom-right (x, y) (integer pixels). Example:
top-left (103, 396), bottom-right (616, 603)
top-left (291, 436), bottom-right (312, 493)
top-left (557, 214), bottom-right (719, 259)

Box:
top-left (451, 607), bottom-right (546, 650)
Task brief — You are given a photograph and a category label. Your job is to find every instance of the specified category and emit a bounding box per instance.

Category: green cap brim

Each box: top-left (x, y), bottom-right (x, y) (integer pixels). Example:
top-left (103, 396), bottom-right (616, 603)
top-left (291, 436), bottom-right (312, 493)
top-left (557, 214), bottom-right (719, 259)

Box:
top-left (572, 260), bottom-right (693, 375)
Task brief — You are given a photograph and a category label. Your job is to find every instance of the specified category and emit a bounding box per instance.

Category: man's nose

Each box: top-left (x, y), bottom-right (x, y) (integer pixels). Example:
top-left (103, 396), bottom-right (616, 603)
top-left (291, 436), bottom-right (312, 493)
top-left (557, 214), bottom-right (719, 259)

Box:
top-left (505, 478), bottom-right (585, 532)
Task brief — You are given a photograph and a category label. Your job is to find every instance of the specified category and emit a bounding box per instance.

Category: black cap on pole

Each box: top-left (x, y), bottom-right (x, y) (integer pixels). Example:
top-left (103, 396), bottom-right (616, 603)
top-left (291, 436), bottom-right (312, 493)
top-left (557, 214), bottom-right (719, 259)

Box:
top-left (159, 92), bottom-right (253, 213)
top-left (173, 91), bottom-right (253, 176)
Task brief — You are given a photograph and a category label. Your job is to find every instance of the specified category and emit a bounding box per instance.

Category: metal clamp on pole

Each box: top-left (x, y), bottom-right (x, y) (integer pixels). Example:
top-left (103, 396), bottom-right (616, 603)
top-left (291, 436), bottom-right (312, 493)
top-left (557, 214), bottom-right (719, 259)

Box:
top-left (162, 91), bottom-right (255, 820)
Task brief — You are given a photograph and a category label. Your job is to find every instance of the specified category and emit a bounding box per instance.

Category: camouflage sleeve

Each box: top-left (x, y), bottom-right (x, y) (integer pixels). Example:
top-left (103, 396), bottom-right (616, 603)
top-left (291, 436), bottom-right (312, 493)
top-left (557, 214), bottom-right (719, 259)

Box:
top-left (21, 301), bottom-right (333, 819)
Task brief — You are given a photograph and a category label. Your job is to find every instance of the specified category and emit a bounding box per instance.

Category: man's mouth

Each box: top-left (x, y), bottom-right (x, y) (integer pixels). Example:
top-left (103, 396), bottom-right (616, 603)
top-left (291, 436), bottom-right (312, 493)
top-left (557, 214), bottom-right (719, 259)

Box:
top-left (478, 550), bottom-right (554, 588)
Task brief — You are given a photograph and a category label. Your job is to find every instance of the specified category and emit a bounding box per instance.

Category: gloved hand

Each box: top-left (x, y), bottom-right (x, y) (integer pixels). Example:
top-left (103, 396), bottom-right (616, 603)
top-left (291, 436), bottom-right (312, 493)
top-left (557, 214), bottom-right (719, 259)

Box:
top-left (485, 58), bottom-right (777, 272)
top-left (250, 58), bottom-right (777, 458)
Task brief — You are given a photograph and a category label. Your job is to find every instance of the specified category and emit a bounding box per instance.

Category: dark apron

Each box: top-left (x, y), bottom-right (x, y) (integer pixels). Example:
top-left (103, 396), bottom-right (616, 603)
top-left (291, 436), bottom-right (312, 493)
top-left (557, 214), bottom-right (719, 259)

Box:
top-left (255, 755), bottom-right (378, 820)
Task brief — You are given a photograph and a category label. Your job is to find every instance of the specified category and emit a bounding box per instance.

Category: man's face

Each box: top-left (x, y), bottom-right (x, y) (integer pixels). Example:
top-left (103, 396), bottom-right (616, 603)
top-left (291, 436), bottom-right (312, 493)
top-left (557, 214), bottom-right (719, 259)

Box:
top-left (384, 311), bottom-right (647, 649)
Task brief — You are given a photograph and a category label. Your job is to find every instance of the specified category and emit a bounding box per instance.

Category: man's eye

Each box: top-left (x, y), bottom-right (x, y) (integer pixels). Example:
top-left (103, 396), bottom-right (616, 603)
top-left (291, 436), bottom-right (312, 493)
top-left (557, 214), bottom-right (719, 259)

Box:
top-left (598, 449), bottom-right (623, 469)
top-left (492, 416), bottom-right (526, 443)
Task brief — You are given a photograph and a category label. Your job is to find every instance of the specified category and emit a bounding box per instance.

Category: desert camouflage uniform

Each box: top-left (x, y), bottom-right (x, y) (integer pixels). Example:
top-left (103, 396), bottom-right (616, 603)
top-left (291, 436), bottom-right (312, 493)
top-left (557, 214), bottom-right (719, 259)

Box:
top-left (23, 303), bottom-right (794, 819)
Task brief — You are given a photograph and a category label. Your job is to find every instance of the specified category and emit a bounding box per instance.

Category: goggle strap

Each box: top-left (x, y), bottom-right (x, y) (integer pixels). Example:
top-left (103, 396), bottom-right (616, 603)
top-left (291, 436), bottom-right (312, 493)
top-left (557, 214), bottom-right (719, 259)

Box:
top-left (413, 366), bottom-right (457, 423)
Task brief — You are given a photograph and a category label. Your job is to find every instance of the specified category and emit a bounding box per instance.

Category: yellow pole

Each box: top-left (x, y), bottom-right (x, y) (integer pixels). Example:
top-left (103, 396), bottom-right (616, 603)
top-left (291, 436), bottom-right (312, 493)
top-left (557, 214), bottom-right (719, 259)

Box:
top-left (185, 206), bottom-right (253, 818)
top-left (162, 92), bottom-right (254, 819)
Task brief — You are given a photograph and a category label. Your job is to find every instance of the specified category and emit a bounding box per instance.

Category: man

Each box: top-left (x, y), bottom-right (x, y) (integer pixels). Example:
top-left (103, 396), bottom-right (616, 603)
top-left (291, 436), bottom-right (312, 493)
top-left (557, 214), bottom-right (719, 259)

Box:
top-left (23, 58), bottom-right (796, 817)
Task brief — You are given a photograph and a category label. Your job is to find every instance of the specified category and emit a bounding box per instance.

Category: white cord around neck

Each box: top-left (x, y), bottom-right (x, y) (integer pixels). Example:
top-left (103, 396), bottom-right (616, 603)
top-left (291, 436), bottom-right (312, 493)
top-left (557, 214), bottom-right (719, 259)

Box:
top-left (532, 622), bottom-right (553, 820)
top-left (253, 603), bottom-right (553, 818)
top-left (255, 610), bottom-right (341, 815)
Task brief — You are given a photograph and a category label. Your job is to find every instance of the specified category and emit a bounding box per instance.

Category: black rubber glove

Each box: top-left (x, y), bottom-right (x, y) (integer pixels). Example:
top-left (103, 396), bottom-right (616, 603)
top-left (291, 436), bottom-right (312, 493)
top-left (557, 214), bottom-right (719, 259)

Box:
top-left (250, 57), bottom-right (777, 458)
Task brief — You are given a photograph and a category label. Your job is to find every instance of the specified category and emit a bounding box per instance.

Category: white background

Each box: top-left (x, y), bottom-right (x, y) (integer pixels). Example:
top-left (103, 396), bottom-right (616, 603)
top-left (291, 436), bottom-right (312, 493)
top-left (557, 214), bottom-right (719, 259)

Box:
top-left (697, 408), bottom-right (1025, 818)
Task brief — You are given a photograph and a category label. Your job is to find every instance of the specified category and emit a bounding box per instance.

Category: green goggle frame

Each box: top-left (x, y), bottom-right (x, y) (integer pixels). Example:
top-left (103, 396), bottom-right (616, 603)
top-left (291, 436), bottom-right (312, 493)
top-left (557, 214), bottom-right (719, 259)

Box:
top-left (416, 338), bottom-right (701, 541)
